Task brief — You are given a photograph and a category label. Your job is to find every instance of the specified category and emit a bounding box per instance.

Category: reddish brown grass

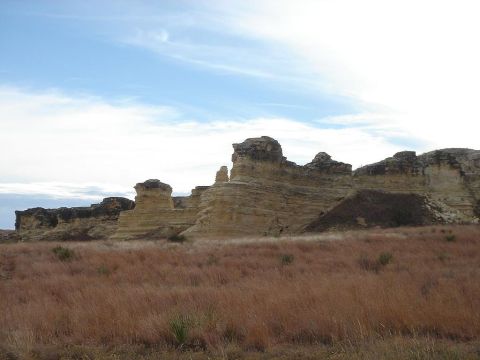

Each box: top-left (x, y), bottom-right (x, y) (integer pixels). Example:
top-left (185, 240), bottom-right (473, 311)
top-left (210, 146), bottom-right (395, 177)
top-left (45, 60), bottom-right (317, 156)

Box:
top-left (1, 225), bottom-right (479, 355)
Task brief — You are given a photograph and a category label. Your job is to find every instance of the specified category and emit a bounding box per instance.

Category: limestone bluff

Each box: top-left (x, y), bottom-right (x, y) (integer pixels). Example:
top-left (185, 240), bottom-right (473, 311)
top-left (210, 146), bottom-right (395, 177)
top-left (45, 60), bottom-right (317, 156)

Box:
top-left (14, 136), bottom-right (480, 241)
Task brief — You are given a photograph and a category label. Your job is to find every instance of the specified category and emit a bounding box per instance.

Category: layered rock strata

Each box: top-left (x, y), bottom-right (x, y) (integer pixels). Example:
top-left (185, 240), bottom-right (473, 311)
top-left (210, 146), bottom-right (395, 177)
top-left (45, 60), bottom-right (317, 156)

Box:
top-left (184, 139), bottom-right (479, 237)
top-left (183, 136), bottom-right (353, 237)
top-left (111, 179), bottom-right (209, 240)
top-left (13, 136), bottom-right (480, 240)
top-left (15, 197), bottom-right (135, 241)
top-left (353, 148), bottom-right (480, 217)
top-left (0, 230), bottom-right (20, 243)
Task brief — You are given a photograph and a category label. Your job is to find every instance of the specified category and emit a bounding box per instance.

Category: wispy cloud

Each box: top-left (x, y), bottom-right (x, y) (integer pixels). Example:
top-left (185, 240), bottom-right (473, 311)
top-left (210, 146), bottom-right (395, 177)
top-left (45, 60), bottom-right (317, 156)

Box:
top-left (122, 29), bottom-right (295, 81)
top-left (206, 0), bottom-right (480, 148)
top-left (98, 0), bottom-right (480, 150)
top-left (0, 86), bottom-right (402, 197)
top-left (0, 182), bottom-right (133, 200)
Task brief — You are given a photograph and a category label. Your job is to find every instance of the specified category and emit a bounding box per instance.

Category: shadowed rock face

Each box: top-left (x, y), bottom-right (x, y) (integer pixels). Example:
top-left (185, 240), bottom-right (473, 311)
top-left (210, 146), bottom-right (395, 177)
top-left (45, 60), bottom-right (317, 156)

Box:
top-left (354, 148), bottom-right (478, 176)
top-left (15, 197), bottom-right (135, 241)
top-left (0, 230), bottom-right (20, 243)
top-left (353, 148), bottom-right (480, 217)
top-left (305, 152), bottom-right (352, 174)
top-left (15, 208), bottom-right (59, 230)
top-left (354, 151), bottom-right (422, 176)
top-left (232, 136), bottom-right (284, 163)
top-left (305, 190), bottom-right (469, 232)
top-left (136, 179), bottom-right (172, 191)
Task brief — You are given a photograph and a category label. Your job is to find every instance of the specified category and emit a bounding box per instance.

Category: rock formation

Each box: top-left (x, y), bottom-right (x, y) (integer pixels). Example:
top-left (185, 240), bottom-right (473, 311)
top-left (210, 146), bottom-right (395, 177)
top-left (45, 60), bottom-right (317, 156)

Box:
top-left (0, 230), bottom-right (19, 243)
top-left (353, 148), bottom-right (480, 217)
top-left (12, 136), bottom-right (480, 241)
top-left (215, 166), bottom-right (229, 183)
top-left (305, 190), bottom-right (470, 232)
top-left (111, 180), bottom-right (209, 240)
top-left (183, 136), bottom-right (353, 237)
top-left (15, 197), bottom-right (134, 241)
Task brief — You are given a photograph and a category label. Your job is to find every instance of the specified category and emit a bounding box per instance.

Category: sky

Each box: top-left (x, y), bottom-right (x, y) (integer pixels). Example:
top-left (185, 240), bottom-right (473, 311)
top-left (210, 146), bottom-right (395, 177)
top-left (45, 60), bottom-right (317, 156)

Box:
top-left (1, 0), bottom-right (479, 229)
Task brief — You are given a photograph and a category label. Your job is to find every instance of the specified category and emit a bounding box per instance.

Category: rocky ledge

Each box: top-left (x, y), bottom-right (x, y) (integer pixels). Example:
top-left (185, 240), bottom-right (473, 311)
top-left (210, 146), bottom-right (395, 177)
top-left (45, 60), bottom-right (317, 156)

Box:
top-left (15, 197), bottom-right (135, 241)
top-left (0, 230), bottom-right (20, 243)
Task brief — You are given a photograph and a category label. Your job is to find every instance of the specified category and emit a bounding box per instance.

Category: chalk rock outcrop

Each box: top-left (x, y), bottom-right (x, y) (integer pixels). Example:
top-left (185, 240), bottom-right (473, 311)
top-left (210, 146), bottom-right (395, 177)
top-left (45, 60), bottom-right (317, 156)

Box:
top-left (353, 148), bottom-right (480, 217)
top-left (112, 179), bottom-right (209, 240)
top-left (12, 136), bottom-right (480, 241)
top-left (183, 136), bottom-right (353, 237)
top-left (215, 166), bottom-right (229, 183)
top-left (15, 197), bottom-right (135, 241)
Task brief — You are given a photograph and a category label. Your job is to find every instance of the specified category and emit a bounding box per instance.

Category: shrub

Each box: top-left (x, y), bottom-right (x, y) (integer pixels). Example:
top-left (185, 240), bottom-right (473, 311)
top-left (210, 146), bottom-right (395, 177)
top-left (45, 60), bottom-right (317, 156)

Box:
top-left (51, 246), bottom-right (74, 262)
top-left (168, 234), bottom-right (187, 243)
top-left (378, 252), bottom-right (393, 266)
top-left (96, 265), bottom-right (110, 275)
top-left (206, 254), bottom-right (219, 266)
top-left (169, 314), bottom-right (191, 347)
top-left (358, 255), bottom-right (381, 273)
top-left (437, 252), bottom-right (449, 262)
top-left (359, 252), bottom-right (393, 272)
top-left (445, 234), bottom-right (456, 242)
top-left (280, 254), bottom-right (294, 265)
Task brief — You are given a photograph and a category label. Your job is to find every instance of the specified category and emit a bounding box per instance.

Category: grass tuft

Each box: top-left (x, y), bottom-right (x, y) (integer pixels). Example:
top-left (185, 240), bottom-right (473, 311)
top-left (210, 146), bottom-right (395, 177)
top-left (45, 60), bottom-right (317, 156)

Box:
top-left (51, 246), bottom-right (75, 262)
top-left (168, 234), bottom-right (187, 243)
top-left (445, 234), bottom-right (456, 242)
top-left (280, 254), bottom-right (294, 266)
top-left (169, 314), bottom-right (191, 347)
top-left (378, 252), bottom-right (393, 266)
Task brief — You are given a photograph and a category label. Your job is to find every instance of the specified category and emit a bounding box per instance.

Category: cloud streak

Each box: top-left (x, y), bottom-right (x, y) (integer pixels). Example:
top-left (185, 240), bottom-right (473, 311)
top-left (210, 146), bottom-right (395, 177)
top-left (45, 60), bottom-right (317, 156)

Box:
top-left (0, 86), bottom-right (402, 198)
top-left (206, 0), bottom-right (480, 148)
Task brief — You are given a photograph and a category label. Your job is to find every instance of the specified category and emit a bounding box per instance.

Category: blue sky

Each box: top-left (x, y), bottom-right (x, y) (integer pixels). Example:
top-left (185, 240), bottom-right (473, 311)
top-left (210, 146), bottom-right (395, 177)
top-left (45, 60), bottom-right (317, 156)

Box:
top-left (0, 0), bottom-right (353, 121)
top-left (1, 0), bottom-right (479, 228)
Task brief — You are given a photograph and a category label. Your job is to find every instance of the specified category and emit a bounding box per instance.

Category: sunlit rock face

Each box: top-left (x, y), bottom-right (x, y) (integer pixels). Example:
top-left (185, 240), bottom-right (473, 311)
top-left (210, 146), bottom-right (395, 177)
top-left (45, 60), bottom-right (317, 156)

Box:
top-left (185, 139), bottom-right (479, 237)
top-left (111, 179), bottom-right (209, 240)
top-left (14, 197), bottom-right (135, 241)
top-left (215, 166), bottom-right (229, 184)
top-left (13, 137), bottom-right (480, 241)
top-left (183, 136), bottom-right (353, 238)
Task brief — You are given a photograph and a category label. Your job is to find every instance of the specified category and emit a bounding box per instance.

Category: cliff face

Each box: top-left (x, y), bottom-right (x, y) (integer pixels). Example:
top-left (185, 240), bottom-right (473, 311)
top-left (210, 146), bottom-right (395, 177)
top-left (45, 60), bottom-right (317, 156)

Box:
top-left (0, 230), bottom-right (19, 243)
top-left (15, 197), bottom-right (134, 241)
top-left (305, 190), bottom-right (470, 232)
top-left (111, 180), bottom-right (209, 240)
top-left (353, 148), bottom-right (480, 217)
top-left (12, 136), bottom-right (480, 241)
top-left (183, 136), bottom-right (353, 237)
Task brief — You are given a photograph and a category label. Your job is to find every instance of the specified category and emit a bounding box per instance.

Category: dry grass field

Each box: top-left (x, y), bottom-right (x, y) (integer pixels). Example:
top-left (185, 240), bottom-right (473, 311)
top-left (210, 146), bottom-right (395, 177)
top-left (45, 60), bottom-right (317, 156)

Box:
top-left (1, 225), bottom-right (480, 359)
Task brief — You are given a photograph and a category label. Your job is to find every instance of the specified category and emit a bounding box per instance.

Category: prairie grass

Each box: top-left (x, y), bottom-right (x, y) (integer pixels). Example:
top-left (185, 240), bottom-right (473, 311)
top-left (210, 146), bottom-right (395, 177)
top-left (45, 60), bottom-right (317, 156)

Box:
top-left (1, 225), bottom-right (479, 358)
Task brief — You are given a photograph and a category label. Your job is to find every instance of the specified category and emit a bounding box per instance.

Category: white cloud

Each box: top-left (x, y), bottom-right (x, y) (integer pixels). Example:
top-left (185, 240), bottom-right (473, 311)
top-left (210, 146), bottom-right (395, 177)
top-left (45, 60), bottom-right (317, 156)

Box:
top-left (28, 1), bottom-right (480, 152)
top-left (0, 86), bottom-right (401, 198)
top-left (205, 0), bottom-right (480, 149)
top-left (0, 182), bottom-right (133, 201)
